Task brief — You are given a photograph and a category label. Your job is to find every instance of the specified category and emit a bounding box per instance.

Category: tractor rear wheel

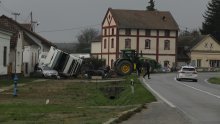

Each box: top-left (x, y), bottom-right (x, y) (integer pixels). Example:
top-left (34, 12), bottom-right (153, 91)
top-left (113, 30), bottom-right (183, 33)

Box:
top-left (116, 60), bottom-right (133, 76)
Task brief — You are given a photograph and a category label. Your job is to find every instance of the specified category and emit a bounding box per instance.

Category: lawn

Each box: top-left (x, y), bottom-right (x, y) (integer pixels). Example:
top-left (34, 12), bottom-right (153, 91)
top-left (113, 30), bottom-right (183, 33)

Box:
top-left (208, 77), bottom-right (220, 85)
top-left (0, 75), bottom-right (156, 124)
top-left (0, 77), bottom-right (36, 87)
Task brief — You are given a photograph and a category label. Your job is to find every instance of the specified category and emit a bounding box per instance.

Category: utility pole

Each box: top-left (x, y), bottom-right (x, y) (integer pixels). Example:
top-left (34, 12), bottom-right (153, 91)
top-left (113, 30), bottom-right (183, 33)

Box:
top-left (11, 12), bottom-right (20, 21)
top-left (30, 11), bottom-right (39, 32)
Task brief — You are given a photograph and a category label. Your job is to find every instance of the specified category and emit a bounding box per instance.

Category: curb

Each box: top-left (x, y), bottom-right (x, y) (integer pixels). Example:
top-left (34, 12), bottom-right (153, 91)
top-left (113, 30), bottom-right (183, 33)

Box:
top-left (103, 104), bottom-right (147, 124)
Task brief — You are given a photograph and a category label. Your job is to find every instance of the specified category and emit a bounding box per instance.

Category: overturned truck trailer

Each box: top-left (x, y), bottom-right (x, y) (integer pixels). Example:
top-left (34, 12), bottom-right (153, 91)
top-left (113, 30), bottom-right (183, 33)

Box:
top-left (44, 46), bottom-right (82, 77)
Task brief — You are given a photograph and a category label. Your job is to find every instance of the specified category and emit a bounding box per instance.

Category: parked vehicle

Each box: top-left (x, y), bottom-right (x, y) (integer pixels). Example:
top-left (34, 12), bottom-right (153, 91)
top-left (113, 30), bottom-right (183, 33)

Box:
top-left (37, 66), bottom-right (59, 79)
top-left (176, 66), bottom-right (198, 82)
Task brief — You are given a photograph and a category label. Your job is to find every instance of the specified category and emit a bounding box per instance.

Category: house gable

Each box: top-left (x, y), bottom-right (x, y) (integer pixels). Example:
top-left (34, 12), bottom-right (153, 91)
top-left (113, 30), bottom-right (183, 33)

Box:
top-left (192, 35), bottom-right (220, 52)
top-left (102, 9), bottom-right (117, 27)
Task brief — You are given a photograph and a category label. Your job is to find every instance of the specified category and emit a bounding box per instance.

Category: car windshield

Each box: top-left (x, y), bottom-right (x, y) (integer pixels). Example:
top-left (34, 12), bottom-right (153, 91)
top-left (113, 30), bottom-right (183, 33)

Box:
top-left (182, 68), bottom-right (195, 71)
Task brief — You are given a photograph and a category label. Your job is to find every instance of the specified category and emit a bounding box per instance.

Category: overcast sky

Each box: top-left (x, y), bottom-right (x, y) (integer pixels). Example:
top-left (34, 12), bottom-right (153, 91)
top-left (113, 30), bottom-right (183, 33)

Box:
top-left (0, 0), bottom-right (210, 43)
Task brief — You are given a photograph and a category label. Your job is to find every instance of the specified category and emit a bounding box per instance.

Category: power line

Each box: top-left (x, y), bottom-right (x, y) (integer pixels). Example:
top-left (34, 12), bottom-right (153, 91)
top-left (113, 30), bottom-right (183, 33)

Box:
top-left (37, 24), bottom-right (101, 33)
top-left (0, 1), bottom-right (15, 14)
top-left (0, 1), bottom-right (22, 21)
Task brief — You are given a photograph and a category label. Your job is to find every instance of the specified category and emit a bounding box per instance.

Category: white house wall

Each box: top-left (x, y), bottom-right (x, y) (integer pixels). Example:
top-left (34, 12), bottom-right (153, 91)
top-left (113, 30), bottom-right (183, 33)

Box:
top-left (91, 42), bottom-right (101, 53)
top-left (158, 56), bottom-right (175, 67)
top-left (190, 35), bottom-right (220, 68)
top-left (139, 29), bottom-right (157, 36)
top-left (23, 45), bottom-right (39, 76)
top-left (11, 31), bottom-right (23, 74)
top-left (0, 30), bottom-right (11, 75)
top-left (191, 52), bottom-right (220, 68)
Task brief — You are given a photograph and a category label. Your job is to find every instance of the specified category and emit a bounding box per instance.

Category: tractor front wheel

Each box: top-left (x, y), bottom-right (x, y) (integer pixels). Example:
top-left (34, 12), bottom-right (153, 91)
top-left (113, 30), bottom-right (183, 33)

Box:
top-left (116, 60), bottom-right (133, 76)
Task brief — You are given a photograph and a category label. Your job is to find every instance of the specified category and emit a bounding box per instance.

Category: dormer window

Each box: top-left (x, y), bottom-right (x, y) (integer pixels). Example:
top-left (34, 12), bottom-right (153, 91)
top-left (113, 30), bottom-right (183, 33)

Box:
top-left (125, 29), bottom-right (131, 36)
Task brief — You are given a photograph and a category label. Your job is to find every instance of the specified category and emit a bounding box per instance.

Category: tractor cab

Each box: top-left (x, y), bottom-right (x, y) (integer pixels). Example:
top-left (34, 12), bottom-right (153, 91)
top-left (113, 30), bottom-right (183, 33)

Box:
top-left (120, 49), bottom-right (137, 62)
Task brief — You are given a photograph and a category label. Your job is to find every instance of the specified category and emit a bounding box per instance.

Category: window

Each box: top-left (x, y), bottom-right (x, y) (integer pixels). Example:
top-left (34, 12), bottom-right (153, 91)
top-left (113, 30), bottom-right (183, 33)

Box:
top-left (112, 28), bottom-right (114, 35)
top-left (210, 60), bottom-right (220, 67)
top-left (164, 40), bottom-right (170, 50)
top-left (145, 39), bottom-right (151, 49)
top-left (125, 39), bottom-right (131, 49)
top-left (104, 39), bottom-right (107, 49)
top-left (104, 29), bottom-right (107, 36)
top-left (3, 46), bottom-right (7, 66)
top-left (145, 29), bottom-right (151, 36)
top-left (111, 39), bottom-right (114, 48)
top-left (125, 29), bottom-right (131, 35)
top-left (165, 30), bottom-right (170, 37)
top-left (197, 59), bottom-right (201, 67)
top-left (164, 61), bottom-right (170, 67)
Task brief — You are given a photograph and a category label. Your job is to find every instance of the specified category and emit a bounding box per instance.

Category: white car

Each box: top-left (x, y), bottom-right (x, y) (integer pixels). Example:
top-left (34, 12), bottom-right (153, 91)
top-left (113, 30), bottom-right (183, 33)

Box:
top-left (37, 66), bottom-right (59, 79)
top-left (176, 66), bottom-right (198, 82)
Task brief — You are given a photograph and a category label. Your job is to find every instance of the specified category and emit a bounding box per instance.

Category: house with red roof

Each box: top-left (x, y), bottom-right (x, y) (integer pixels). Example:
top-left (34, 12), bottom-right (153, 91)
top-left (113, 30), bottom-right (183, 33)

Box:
top-left (91, 8), bottom-right (179, 68)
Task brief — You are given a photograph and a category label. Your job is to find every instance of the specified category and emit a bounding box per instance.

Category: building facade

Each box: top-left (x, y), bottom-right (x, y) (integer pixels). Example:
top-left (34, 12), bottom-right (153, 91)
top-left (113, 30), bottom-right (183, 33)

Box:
top-left (0, 26), bottom-right (13, 76)
top-left (190, 35), bottom-right (220, 69)
top-left (0, 15), bottom-right (54, 76)
top-left (91, 8), bottom-right (179, 68)
top-left (177, 34), bottom-right (220, 71)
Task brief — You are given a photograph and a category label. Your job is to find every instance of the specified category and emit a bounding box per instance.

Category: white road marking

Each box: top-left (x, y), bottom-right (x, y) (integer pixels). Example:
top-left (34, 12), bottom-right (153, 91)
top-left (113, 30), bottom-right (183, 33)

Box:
top-left (142, 78), bottom-right (176, 108)
top-left (174, 78), bottom-right (220, 99)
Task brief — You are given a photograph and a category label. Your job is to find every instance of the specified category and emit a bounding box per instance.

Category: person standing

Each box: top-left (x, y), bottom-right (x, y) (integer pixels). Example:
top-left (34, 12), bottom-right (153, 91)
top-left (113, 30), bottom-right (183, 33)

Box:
top-left (136, 61), bottom-right (141, 76)
top-left (143, 59), bottom-right (151, 79)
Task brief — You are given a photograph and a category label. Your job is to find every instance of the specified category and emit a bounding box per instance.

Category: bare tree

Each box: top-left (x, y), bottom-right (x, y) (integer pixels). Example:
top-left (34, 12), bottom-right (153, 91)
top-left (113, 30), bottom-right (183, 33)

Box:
top-left (75, 28), bottom-right (99, 53)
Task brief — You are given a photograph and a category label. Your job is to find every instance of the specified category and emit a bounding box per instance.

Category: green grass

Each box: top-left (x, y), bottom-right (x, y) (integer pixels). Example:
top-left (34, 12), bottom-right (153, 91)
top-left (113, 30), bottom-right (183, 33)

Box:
top-left (0, 77), bottom-right (36, 87)
top-left (208, 77), bottom-right (220, 84)
top-left (0, 75), bottom-right (156, 123)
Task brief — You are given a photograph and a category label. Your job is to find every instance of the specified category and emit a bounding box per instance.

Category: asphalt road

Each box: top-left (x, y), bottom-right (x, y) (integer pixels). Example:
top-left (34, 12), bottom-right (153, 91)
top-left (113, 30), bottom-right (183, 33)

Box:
top-left (141, 72), bottom-right (220, 124)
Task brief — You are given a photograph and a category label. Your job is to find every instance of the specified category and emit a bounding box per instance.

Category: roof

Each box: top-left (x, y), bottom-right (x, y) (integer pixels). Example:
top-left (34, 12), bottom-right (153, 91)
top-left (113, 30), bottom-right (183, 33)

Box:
top-left (178, 34), bottom-right (220, 50)
top-left (176, 34), bottom-right (220, 61)
top-left (106, 8), bottom-right (179, 30)
top-left (0, 23), bottom-right (14, 34)
top-left (91, 35), bottom-right (102, 42)
top-left (0, 15), bottom-right (55, 48)
top-left (177, 35), bottom-right (206, 50)
top-left (21, 23), bottom-right (33, 31)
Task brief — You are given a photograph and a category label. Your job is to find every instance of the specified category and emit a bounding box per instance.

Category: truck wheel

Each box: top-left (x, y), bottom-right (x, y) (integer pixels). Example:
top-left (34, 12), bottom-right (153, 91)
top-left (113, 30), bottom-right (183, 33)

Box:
top-left (116, 60), bottom-right (132, 76)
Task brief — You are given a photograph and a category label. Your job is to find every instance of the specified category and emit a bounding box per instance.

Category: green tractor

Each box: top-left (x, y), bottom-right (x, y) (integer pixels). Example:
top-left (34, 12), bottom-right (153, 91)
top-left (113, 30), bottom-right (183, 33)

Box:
top-left (113, 49), bottom-right (140, 76)
top-left (113, 49), bottom-right (161, 76)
